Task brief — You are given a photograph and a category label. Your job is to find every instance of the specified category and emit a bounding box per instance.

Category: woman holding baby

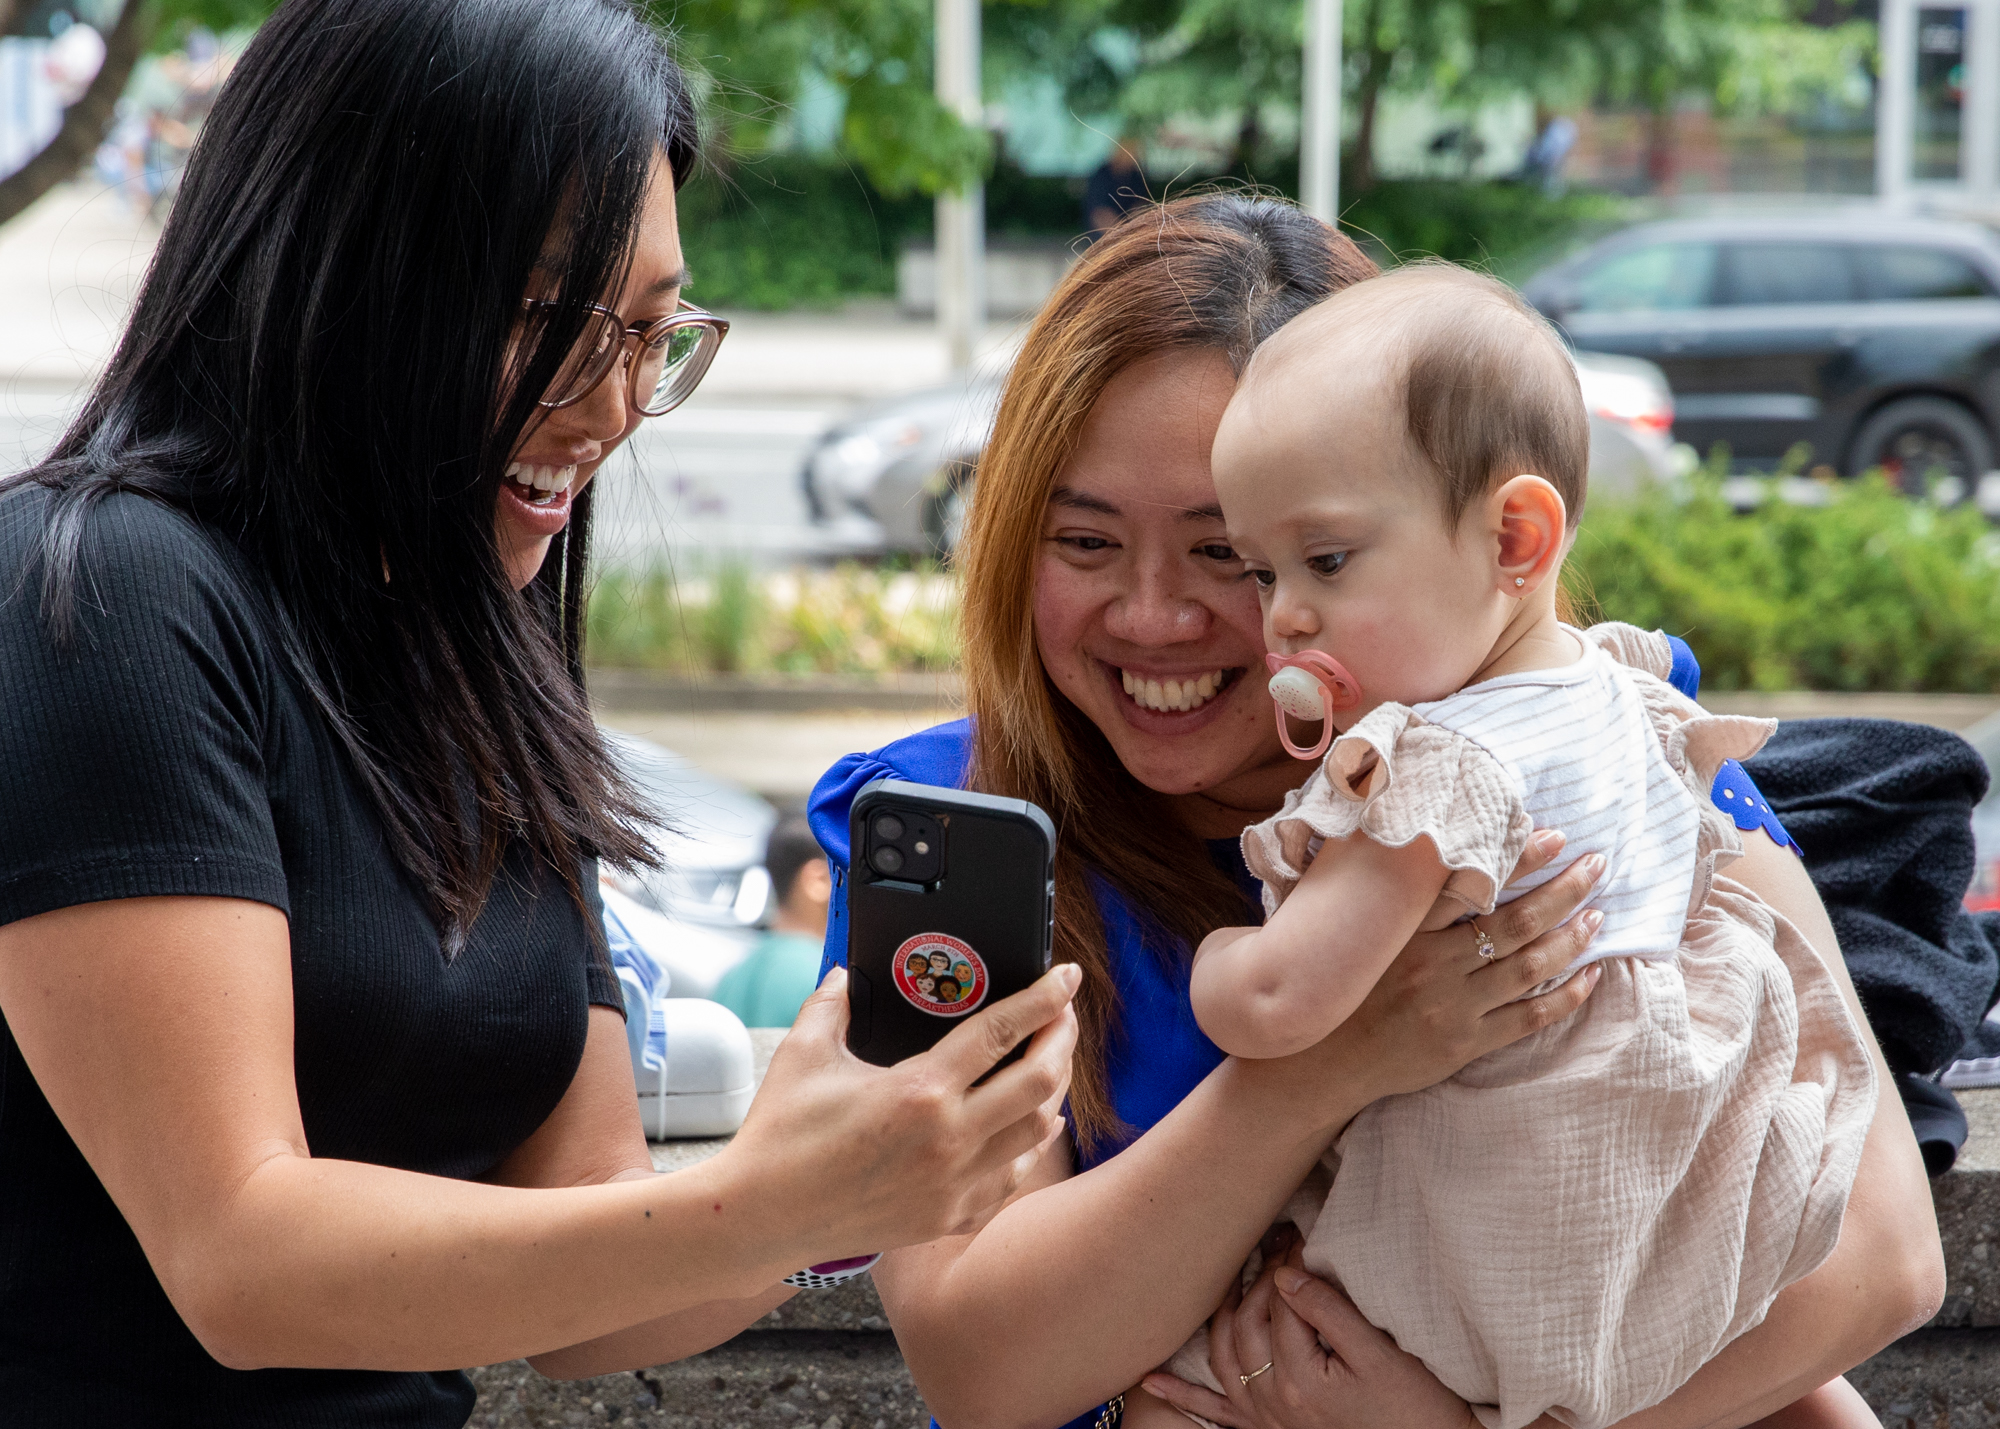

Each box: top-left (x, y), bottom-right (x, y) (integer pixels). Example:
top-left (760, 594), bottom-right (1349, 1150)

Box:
top-left (808, 194), bottom-right (1943, 1429)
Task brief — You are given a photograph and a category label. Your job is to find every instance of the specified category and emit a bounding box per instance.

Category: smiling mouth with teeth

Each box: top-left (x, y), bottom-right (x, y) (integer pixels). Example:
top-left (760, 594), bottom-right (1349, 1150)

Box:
top-left (1120, 667), bottom-right (1235, 713)
top-left (505, 461), bottom-right (578, 506)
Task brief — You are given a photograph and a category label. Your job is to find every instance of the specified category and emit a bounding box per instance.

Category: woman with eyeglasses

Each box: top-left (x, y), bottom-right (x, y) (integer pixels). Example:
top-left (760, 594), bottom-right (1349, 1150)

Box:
top-left (0, 1), bottom-right (1077, 1423)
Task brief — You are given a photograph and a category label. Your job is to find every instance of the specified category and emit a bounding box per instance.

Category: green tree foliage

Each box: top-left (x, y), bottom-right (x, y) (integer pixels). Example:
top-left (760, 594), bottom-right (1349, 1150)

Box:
top-left (650, 0), bottom-right (989, 195)
top-left (979, 0), bottom-right (1875, 191)
top-left (144, 0), bottom-right (274, 49)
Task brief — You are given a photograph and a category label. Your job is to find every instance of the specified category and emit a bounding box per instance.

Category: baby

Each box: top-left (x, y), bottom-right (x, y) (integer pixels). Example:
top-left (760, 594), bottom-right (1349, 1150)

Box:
top-left (1150, 265), bottom-right (1878, 1429)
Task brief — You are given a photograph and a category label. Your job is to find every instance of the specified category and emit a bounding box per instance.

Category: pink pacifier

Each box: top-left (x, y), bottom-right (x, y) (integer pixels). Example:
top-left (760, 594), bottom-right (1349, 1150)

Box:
top-left (1265, 651), bottom-right (1362, 761)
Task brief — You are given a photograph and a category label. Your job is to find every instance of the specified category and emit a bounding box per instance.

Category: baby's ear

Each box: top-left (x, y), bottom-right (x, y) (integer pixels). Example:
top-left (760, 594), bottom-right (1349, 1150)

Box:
top-left (1491, 474), bottom-right (1567, 596)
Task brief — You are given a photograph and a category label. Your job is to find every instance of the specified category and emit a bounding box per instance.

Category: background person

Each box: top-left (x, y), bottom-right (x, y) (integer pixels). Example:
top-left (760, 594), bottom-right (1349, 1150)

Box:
top-left (808, 193), bottom-right (1942, 1429)
top-left (0, 3), bottom-right (1075, 1423)
top-left (714, 815), bottom-right (834, 1028)
top-left (1083, 134), bottom-right (1149, 239)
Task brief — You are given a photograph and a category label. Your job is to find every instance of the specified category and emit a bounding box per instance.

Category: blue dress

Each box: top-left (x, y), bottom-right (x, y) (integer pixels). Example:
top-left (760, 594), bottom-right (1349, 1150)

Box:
top-left (806, 637), bottom-right (1788, 1429)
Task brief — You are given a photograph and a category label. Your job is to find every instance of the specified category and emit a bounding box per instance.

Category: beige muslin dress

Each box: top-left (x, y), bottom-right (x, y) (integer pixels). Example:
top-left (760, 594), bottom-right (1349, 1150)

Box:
top-left (1165, 625), bottom-right (1877, 1429)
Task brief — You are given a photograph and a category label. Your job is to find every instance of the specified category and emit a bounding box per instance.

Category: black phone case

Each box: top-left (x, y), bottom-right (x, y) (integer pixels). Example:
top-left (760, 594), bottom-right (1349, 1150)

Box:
top-left (845, 778), bottom-right (1056, 1067)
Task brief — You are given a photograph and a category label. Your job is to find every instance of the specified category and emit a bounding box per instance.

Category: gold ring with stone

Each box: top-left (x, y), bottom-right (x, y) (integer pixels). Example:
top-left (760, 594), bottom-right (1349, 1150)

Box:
top-left (1240, 1362), bottom-right (1274, 1386)
top-left (1470, 919), bottom-right (1497, 960)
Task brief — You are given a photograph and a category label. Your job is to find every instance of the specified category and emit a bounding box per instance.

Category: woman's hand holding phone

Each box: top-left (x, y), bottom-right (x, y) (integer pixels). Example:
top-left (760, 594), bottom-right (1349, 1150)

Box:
top-left (718, 962), bottom-right (1080, 1271)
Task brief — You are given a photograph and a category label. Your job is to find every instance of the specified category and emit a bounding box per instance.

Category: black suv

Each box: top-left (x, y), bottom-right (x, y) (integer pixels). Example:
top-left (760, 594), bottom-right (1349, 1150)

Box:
top-left (1524, 214), bottom-right (2000, 484)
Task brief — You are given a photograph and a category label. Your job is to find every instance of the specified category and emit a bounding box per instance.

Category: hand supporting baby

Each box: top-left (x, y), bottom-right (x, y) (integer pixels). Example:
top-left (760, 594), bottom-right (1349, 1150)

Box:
top-left (1132, 1227), bottom-right (1484, 1429)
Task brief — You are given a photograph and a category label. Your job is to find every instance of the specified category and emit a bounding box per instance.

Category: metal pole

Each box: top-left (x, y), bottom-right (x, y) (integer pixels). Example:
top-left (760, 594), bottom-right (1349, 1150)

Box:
top-left (1971, 0), bottom-right (2000, 201)
top-left (1876, 0), bottom-right (1913, 206)
top-left (1300, 0), bottom-right (1342, 223)
top-left (935, 0), bottom-right (984, 372)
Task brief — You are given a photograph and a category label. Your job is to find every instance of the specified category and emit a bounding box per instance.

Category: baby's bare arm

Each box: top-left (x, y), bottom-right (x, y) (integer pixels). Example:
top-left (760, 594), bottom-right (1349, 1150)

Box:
top-left (1190, 834), bottom-right (1451, 1059)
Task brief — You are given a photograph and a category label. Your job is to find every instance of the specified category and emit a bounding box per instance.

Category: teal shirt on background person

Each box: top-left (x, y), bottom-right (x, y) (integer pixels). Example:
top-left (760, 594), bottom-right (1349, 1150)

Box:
top-left (712, 930), bottom-right (824, 1027)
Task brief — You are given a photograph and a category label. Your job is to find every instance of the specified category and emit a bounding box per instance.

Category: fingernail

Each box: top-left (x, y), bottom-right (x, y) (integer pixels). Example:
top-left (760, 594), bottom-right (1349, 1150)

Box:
top-left (1582, 908), bottom-right (1605, 935)
top-left (1534, 829), bottom-right (1566, 854)
top-left (1582, 853), bottom-right (1607, 879)
top-left (1586, 964), bottom-right (1603, 987)
top-left (1276, 1268), bottom-right (1307, 1295)
top-left (1058, 963), bottom-right (1083, 992)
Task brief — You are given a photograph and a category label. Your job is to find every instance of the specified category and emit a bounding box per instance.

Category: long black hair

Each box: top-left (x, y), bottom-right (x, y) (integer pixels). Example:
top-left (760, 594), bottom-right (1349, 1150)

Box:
top-left (6, 0), bottom-right (699, 948)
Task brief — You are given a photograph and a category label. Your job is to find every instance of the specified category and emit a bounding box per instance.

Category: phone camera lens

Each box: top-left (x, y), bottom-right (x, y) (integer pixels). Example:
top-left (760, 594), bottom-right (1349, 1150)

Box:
top-left (870, 844), bottom-right (905, 876)
top-left (873, 814), bottom-right (905, 841)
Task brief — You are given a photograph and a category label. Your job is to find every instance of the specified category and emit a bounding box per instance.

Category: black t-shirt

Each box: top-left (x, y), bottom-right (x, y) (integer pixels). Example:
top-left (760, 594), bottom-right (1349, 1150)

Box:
top-left (0, 486), bottom-right (623, 1426)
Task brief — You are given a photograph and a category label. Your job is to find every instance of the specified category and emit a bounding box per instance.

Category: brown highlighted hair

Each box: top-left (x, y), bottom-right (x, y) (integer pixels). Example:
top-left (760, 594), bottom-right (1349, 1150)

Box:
top-left (1253, 261), bottom-right (1589, 529)
top-left (956, 193), bottom-right (1378, 1150)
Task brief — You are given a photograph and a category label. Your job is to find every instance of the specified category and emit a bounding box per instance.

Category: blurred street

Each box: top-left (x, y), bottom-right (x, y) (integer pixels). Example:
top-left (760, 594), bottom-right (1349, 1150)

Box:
top-left (0, 181), bottom-right (1022, 570)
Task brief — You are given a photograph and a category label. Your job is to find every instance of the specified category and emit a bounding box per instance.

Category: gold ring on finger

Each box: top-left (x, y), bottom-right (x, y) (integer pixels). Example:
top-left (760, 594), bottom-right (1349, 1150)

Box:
top-left (1240, 1362), bottom-right (1274, 1386)
top-left (1469, 918), bottom-right (1496, 960)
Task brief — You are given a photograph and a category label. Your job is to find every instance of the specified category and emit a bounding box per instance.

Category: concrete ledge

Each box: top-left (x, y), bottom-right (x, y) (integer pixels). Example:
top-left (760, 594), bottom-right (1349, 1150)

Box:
top-left (586, 675), bottom-right (1994, 727)
top-left (588, 670), bottom-right (964, 716)
top-left (1698, 691), bottom-right (2000, 732)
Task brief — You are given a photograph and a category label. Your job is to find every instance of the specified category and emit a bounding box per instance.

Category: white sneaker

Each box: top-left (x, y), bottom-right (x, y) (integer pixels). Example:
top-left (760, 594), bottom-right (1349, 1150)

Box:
top-left (1942, 1055), bottom-right (2000, 1090)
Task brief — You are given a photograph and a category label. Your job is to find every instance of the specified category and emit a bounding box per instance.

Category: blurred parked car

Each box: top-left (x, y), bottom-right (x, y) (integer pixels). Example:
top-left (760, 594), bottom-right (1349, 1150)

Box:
top-left (801, 379), bottom-right (1001, 555)
top-left (801, 352), bottom-right (1674, 556)
top-left (1525, 214), bottom-right (2000, 487)
top-left (597, 727), bottom-right (777, 998)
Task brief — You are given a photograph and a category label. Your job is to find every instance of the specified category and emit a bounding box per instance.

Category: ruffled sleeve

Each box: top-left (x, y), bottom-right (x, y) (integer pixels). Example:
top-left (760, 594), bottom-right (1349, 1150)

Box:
top-left (1578, 620), bottom-right (1675, 682)
top-left (1596, 653), bottom-right (1779, 914)
top-left (1585, 622), bottom-right (1798, 852)
top-left (1241, 703), bottom-right (1534, 920)
top-left (1649, 694), bottom-right (1781, 918)
top-left (807, 718), bottom-right (974, 980)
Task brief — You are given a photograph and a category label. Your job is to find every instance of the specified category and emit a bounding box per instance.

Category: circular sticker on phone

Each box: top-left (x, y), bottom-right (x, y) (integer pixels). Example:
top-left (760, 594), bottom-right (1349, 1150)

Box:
top-left (892, 932), bottom-right (989, 1017)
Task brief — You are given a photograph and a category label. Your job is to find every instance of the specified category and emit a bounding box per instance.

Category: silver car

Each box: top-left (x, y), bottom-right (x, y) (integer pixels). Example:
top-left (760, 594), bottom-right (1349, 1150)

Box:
top-left (597, 727), bottom-right (778, 998)
top-left (801, 352), bottom-right (1678, 556)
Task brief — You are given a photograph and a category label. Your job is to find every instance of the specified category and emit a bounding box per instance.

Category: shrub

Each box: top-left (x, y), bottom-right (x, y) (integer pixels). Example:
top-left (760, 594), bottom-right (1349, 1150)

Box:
top-left (587, 562), bottom-right (959, 676)
top-left (1338, 179), bottom-right (1632, 279)
top-left (676, 159), bottom-right (1629, 311)
top-left (590, 479), bottom-right (2000, 695)
top-left (677, 155), bottom-right (1080, 311)
top-left (677, 158), bottom-right (930, 311)
top-left (1571, 475), bottom-right (2000, 693)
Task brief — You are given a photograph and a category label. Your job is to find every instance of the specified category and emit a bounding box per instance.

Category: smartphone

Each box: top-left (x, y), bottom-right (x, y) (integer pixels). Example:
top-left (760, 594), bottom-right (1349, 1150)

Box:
top-left (845, 778), bottom-right (1057, 1068)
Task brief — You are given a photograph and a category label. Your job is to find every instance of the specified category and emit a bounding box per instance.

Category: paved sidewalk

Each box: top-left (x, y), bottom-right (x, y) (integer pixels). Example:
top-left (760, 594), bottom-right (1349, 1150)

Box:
top-left (0, 181), bottom-right (157, 390)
